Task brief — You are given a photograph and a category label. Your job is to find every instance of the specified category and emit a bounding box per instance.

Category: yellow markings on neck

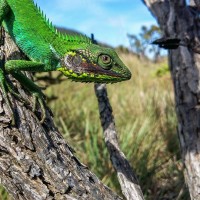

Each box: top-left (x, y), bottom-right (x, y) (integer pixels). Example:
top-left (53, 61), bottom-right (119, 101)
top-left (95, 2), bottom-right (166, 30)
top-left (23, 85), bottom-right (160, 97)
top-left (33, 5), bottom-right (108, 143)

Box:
top-left (66, 51), bottom-right (77, 56)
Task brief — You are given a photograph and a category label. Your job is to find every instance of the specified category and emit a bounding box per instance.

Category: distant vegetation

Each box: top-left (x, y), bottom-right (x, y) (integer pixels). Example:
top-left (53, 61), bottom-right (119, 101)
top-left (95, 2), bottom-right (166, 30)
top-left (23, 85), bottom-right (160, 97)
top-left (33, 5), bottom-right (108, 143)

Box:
top-left (128, 25), bottom-right (163, 62)
top-left (56, 26), bottom-right (83, 35)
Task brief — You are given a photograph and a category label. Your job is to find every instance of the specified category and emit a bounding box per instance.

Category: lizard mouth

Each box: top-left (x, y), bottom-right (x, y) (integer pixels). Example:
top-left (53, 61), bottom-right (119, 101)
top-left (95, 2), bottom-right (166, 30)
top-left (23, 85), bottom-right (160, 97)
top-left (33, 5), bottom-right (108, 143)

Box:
top-left (58, 60), bottom-right (131, 83)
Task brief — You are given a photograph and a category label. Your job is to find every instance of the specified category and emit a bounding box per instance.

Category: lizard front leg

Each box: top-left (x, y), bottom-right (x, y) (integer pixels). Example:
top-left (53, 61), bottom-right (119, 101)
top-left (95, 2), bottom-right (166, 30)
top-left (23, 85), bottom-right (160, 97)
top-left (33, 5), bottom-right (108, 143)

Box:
top-left (5, 60), bottom-right (49, 123)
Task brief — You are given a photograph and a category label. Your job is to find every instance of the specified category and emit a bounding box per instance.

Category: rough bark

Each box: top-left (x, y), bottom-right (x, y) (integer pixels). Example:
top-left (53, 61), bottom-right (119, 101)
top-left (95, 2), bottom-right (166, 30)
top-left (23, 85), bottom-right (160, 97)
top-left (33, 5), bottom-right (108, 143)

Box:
top-left (94, 83), bottom-right (144, 200)
top-left (142, 0), bottom-right (200, 199)
top-left (0, 29), bottom-right (122, 199)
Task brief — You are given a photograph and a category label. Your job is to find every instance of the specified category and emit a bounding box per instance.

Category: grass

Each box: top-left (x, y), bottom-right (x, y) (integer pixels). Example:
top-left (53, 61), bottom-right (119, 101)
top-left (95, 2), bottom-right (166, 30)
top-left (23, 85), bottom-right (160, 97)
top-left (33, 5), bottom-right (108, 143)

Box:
top-left (0, 53), bottom-right (189, 199)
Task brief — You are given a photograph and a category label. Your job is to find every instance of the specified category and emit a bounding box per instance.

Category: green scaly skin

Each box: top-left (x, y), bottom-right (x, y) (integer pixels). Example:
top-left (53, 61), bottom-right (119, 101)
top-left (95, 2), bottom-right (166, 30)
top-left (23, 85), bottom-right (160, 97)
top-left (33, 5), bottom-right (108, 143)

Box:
top-left (0, 0), bottom-right (131, 123)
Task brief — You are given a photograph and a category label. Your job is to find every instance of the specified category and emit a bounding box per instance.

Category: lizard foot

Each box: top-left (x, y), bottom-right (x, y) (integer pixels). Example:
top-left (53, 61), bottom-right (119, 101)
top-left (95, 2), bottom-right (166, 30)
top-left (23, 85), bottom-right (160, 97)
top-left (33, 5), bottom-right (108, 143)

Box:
top-left (10, 71), bottom-right (48, 124)
top-left (6, 79), bottom-right (29, 105)
top-left (32, 91), bottom-right (47, 124)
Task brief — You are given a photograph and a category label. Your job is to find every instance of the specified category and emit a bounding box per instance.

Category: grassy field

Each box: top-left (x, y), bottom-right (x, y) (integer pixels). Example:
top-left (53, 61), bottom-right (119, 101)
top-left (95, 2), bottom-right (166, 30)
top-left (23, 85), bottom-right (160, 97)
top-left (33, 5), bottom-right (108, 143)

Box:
top-left (0, 53), bottom-right (189, 200)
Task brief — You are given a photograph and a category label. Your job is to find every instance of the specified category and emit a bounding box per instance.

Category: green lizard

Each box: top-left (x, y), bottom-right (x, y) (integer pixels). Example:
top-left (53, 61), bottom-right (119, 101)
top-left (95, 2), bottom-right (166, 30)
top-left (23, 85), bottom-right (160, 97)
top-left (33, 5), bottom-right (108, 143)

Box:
top-left (0, 0), bottom-right (131, 123)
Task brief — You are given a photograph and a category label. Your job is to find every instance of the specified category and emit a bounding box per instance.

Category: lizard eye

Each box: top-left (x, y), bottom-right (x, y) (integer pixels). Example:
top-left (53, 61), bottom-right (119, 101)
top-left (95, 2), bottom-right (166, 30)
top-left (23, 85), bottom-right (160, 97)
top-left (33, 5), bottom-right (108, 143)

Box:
top-left (98, 54), bottom-right (112, 69)
top-left (100, 54), bottom-right (111, 64)
top-left (101, 55), bottom-right (111, 64)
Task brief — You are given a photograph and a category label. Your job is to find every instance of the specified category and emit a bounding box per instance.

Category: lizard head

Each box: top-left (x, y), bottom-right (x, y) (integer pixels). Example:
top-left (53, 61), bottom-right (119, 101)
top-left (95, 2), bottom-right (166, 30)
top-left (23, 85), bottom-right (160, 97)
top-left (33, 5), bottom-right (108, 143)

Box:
top-left (57, 44), bottom-right (131, 83)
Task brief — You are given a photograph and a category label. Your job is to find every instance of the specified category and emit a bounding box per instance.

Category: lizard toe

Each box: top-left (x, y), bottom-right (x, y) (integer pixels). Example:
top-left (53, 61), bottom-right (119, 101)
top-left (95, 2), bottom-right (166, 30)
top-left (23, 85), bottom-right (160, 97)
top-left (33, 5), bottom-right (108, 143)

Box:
top-left (32, 91), bottom-right (46, 123)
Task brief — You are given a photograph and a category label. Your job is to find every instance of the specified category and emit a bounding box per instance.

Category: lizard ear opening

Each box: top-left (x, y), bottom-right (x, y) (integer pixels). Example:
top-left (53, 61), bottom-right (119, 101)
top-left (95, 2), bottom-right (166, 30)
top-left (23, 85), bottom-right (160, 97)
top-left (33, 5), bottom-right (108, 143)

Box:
top-left (64, 54), bottom-right (82, 69)
top-left (73, 54), bottom-right (82, 66)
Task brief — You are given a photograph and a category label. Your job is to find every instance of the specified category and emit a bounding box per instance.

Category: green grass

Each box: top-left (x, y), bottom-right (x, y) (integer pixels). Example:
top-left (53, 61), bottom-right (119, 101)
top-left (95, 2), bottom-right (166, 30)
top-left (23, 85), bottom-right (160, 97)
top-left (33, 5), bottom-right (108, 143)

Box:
top-left (0, 53), bottom-right (189, 199)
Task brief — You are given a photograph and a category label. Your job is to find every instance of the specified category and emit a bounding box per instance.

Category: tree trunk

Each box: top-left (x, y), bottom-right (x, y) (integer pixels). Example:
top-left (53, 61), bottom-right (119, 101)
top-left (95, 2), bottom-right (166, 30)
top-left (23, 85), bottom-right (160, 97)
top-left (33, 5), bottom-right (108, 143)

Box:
top-left (0, 29), bottom-right (122, 200)
top-left (142, 0), bottom-right (200, 199)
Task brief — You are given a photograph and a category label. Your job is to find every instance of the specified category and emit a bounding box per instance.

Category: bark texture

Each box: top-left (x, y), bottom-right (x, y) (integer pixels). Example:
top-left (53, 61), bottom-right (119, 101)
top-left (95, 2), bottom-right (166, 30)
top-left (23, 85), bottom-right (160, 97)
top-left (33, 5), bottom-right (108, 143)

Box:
top-left (142, 0), bottom-right (200, 199)
top-left (94, 83), bottom-right (144, 200)
top-left (0, 30), bottom-right (122, 199)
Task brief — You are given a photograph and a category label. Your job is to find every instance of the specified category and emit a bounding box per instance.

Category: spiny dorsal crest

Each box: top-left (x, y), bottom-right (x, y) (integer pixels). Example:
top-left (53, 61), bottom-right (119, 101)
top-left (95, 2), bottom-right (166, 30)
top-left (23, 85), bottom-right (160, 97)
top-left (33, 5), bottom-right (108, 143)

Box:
top-left (33, 1), bottom-right (91, 45)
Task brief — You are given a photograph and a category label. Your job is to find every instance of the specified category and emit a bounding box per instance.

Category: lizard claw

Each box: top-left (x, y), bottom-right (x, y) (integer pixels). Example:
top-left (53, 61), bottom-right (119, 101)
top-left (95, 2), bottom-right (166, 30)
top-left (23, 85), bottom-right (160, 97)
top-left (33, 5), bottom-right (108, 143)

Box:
top-left (32, 92), bottom-right (46, 123)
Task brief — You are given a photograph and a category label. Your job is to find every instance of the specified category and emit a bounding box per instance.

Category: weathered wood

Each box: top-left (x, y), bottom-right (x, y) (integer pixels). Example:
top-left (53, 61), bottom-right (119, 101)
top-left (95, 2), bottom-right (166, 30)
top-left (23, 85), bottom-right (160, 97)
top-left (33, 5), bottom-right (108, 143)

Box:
top-left (193, 0), bottom-right (200, 9)
top-left (94, 83), bottom-right (144, 200)
top-left (0, 29), bottom-right (122, 200)
top-left (142, 0), bottom-right (200, 199)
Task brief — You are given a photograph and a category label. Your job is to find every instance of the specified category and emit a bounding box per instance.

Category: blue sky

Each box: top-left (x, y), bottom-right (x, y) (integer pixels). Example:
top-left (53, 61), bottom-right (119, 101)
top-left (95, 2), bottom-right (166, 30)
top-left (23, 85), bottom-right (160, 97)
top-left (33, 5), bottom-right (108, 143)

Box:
top-left (34, 0), bottom-right (157, 48)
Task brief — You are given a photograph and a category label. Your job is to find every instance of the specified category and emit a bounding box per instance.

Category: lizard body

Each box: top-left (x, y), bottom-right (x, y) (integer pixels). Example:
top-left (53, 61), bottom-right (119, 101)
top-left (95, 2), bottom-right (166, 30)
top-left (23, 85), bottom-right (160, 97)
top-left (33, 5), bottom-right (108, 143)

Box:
top-left (0, 0), bottom-right (131, 123)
